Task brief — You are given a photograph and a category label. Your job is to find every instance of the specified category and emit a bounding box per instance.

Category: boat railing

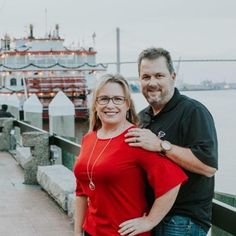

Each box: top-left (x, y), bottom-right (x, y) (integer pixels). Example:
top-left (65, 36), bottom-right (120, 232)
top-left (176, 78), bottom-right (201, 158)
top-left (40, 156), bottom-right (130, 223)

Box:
top-left (12, 120), bottom-right (236, 235)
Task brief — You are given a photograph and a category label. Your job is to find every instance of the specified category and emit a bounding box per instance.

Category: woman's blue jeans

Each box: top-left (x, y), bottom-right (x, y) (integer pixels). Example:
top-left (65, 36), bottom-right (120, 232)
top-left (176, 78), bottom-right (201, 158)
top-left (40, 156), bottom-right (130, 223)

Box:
top-left (153, 215), bottom-right (208, 236)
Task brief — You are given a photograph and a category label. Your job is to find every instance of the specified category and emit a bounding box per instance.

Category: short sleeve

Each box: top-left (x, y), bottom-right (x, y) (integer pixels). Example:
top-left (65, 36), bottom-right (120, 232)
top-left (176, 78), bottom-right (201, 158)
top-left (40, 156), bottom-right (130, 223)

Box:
top-left (75, 179), bottom-right (86, 196)
top-left (136, 149), bottom-right (188, 198)
top-left (182, 105), bottom-right (218, 168)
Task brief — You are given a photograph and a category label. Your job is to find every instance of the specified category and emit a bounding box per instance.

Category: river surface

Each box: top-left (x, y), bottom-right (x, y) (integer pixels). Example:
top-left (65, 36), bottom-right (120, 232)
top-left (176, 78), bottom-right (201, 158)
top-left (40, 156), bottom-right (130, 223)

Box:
top-left (182, 90), bottom-right (236, 195)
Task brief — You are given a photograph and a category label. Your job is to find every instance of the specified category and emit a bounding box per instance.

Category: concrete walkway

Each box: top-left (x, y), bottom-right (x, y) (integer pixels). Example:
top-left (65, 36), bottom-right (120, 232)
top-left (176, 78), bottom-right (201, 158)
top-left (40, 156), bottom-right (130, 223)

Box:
top-left (0, 151), bottom-right (74, 236)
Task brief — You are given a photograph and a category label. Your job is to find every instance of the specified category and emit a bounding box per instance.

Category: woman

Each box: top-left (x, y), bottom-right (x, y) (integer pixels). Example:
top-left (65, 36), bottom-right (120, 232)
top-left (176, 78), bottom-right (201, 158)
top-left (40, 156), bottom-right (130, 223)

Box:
top-left (73, 74), bottom-right (187, 236)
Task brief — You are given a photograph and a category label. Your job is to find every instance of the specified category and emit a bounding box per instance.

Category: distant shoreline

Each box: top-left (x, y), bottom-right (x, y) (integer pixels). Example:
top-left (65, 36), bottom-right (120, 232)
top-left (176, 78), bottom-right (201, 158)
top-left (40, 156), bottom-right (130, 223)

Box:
top-left (179, 88), bottom-right (236, 92)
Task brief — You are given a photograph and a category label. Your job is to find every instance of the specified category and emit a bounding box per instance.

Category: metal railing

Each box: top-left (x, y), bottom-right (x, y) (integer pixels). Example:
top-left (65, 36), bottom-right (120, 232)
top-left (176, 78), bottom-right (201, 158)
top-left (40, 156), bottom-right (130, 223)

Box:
top-left (13, 120), bottom-right (236, 235)
top-left (13, 120), bottom-right (81, 155)
top-left (212, 199), bottom-right (236, 235)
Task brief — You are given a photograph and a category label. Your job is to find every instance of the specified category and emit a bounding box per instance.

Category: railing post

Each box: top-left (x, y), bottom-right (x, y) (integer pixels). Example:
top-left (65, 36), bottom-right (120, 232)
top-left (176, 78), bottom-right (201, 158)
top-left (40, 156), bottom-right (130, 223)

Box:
top-left (21, 131), bottom-right (50, 184)
top-left (0, 118), bottom-right (14, 151)
top-left (49, 91), bottom-right (75, 169)
top-left (23, 94), bottom-right (43, 129)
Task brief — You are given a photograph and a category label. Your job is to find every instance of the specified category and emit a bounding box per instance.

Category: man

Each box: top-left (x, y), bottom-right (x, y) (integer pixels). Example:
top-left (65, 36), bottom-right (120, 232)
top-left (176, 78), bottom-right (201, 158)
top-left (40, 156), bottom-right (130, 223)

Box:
top-left (0, 104), bottom-right (14, 118)
top-left (125, 47), bottom-right (218, 235)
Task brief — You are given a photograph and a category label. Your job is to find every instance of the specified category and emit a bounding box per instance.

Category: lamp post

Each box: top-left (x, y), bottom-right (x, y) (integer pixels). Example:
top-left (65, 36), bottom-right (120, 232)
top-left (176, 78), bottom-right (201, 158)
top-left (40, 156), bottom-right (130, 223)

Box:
top-left (116, 27), bottom-right (120, 74)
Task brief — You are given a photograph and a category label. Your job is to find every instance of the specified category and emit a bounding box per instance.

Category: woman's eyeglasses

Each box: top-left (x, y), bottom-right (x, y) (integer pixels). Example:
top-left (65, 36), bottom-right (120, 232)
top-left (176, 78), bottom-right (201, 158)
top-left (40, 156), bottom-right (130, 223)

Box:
top-left (96, 96), bottom-right (126, 105)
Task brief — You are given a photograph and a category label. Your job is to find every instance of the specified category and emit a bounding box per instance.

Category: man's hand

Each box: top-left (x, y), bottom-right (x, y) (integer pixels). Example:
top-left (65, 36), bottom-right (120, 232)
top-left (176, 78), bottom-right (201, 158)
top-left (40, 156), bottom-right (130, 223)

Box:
top-left (124, 128), bottom-right (161, 152)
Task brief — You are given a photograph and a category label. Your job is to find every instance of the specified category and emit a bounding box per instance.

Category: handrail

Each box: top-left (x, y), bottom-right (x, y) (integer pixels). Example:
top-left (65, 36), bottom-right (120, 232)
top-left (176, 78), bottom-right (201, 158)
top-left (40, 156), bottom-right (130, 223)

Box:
top-left (13, 120), bottom-right (81, 155)
top-left (49, 135), bottom-right (81, 155)
top-left (212, 199), bottom-right (236, 235)
top-left (13, 120), bottom-right (47, 134)
top-left (12, 120), bottom-right (236, 235)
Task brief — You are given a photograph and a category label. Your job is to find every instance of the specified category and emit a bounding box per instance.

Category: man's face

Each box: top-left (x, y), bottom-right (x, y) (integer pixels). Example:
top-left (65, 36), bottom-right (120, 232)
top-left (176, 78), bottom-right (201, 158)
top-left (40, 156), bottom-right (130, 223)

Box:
top-left (139, 57), bottom-right (176, 113)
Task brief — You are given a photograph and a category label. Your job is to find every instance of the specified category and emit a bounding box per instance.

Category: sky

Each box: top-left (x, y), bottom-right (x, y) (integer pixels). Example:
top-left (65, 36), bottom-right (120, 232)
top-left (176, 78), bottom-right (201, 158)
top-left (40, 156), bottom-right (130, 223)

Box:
top-left (0, 0), bottom-right (236, 84)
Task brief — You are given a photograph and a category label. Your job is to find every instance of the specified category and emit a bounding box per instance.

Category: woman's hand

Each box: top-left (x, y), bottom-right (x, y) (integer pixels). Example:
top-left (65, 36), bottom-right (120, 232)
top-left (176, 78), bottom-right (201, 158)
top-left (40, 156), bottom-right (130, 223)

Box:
top-left (118, 215), bottom-right (155, 236)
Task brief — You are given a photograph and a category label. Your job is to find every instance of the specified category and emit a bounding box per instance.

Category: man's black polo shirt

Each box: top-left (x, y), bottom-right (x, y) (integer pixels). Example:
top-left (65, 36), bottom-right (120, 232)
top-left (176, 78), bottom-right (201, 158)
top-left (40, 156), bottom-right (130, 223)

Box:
top-left (139, 88), bottom-right (218, 231)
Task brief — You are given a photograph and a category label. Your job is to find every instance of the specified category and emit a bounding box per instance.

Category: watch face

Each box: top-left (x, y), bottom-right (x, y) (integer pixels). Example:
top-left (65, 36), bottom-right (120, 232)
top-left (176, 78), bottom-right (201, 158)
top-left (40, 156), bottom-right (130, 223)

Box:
top-left (161, 141), bottom-right (172, 151)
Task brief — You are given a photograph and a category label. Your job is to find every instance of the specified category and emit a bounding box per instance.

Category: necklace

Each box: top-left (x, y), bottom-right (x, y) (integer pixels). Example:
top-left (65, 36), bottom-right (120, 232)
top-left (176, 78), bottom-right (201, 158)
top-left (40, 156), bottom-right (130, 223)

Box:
top-left (86, 137), bottom-right (112, 190)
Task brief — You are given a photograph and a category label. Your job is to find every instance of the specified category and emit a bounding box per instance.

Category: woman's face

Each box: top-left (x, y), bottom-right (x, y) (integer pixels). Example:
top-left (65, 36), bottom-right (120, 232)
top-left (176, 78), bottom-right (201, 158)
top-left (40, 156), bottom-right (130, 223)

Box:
top-left (95, 82), bottom-right (129, 127)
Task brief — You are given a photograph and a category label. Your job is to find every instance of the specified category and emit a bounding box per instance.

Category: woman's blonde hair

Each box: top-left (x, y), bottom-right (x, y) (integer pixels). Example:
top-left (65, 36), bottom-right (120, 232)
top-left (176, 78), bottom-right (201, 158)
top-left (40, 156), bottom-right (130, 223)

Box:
top-left (89, 74), bottom-right (139, 131)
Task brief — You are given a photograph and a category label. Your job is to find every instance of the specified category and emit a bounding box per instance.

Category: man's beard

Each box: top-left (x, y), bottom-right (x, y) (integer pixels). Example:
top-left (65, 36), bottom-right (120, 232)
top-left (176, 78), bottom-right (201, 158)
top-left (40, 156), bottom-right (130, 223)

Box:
top-left (146, 91), bottom-right (166, 105)
top-left (144, 89), bottom-right (172, 111)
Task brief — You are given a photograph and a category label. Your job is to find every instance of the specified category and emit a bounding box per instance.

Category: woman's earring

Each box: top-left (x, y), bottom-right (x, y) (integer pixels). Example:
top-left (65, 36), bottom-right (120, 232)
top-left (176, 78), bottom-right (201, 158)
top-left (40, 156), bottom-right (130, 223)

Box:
top-left (126, 109), bottom-right (130, 119)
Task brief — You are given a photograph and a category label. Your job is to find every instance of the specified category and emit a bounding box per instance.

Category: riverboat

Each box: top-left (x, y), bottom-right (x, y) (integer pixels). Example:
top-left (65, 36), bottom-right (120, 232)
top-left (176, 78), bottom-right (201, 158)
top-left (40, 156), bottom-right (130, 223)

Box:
top-left (0, 24), bottom-right (106, 119)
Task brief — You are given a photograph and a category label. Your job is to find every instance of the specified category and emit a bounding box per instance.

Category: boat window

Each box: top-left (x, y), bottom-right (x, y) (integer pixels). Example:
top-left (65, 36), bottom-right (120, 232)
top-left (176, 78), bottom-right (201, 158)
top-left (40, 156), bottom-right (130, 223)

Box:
top-left (10, 78), bottom-right (17, 86)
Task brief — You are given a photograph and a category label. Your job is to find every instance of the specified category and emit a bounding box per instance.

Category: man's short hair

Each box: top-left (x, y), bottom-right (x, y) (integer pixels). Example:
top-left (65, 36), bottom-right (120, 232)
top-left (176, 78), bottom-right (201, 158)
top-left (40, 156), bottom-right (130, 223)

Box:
top-left (138, 47), bottom-right (175, 75)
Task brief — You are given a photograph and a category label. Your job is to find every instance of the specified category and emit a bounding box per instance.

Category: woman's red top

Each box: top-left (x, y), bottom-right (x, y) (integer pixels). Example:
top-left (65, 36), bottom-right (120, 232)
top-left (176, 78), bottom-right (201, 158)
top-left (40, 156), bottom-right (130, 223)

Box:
top-left (74, 128), bottom-right (187, 236)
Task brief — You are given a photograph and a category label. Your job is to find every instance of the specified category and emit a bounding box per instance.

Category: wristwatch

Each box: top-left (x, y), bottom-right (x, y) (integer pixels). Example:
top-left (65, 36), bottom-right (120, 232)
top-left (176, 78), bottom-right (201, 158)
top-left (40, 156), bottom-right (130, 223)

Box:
top-left (160, 140), bottom-right (172, 155)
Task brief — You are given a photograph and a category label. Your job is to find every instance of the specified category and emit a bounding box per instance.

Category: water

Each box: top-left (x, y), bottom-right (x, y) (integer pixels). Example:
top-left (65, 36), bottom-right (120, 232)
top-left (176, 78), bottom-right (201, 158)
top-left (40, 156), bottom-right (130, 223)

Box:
top-left (181, 90), bottom-right (236, 195)
top-left (52, 89), bottom-right (236, 196)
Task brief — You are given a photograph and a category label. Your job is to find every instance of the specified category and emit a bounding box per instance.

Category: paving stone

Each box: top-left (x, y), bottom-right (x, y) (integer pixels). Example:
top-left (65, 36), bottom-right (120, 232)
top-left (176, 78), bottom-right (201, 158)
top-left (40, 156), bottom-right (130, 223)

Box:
top-left (0, 151), bottom-right (74, 236)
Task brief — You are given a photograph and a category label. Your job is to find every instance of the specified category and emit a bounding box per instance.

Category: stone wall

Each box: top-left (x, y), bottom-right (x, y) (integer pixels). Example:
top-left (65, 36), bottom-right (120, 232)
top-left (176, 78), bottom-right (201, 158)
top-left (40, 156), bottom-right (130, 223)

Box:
top-left (0, 118), bottom-right (14, 151)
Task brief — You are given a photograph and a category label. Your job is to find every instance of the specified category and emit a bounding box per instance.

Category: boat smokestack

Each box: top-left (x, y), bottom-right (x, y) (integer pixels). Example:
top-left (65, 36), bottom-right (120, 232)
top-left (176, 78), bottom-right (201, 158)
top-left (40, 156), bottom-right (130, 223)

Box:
top-left (29, 24), bottom-right (34, 39)
top-left (55, 24), bottom-right (59, 38)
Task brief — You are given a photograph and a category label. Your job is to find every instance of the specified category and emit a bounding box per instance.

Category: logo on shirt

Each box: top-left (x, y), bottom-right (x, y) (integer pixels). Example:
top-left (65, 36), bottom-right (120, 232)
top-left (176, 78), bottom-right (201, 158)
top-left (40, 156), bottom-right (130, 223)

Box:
top-left (157, 131), bottom-right (166, 139)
